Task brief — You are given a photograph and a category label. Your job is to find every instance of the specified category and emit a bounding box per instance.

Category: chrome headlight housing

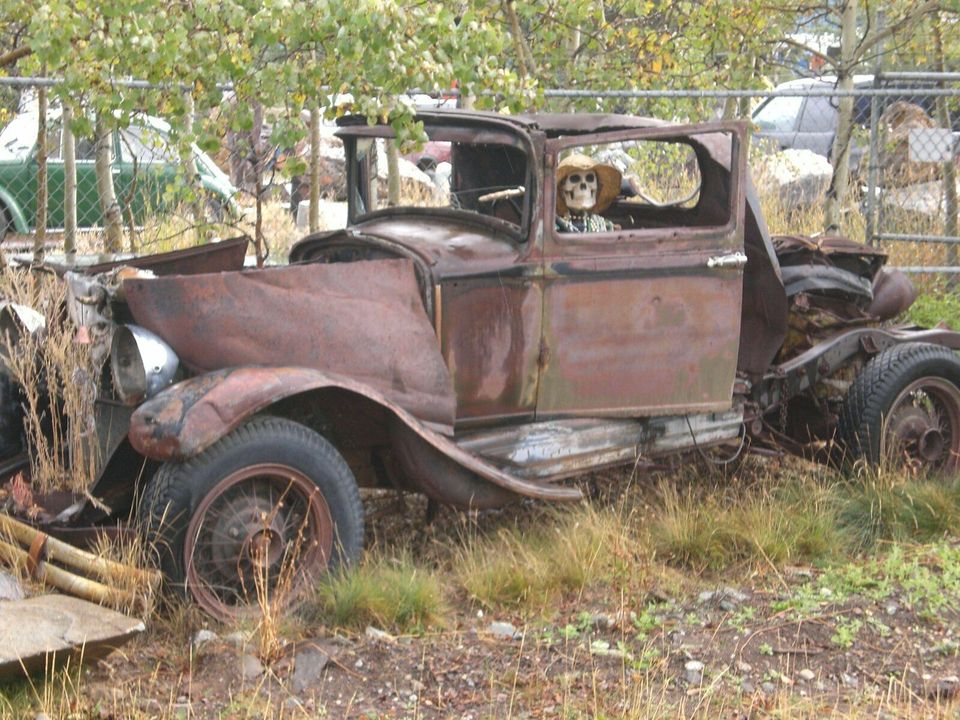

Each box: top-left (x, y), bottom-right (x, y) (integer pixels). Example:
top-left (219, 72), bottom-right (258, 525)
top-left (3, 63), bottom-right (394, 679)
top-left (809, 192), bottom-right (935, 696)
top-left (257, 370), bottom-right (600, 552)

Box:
top-left (111, 325), bottom-right (179, 405)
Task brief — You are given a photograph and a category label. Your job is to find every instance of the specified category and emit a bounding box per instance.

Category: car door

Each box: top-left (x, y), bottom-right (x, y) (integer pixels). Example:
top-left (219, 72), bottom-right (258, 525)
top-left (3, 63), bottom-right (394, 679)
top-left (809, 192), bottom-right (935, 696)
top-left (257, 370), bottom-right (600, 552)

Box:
top-left (537, 123), bottom-right (747, 419)
top-left (792, 95), bottom-right (838, 157)
top-left (115, 124), bottom-right (179, 224)
top-left (752, 95), bottom-right (804, 151)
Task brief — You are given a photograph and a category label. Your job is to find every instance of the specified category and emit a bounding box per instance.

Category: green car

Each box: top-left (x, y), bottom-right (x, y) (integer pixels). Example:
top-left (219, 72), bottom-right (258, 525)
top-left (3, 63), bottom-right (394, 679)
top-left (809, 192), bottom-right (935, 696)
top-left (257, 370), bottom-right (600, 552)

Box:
top-left (0, 112), bottom-right (238, 240)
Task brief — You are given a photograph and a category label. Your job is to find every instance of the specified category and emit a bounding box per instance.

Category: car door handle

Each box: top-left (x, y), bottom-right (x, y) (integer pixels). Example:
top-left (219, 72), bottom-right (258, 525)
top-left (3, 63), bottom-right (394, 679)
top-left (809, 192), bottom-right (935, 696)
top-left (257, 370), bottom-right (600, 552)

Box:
top-left (706, 252), bottom-right (748, 269)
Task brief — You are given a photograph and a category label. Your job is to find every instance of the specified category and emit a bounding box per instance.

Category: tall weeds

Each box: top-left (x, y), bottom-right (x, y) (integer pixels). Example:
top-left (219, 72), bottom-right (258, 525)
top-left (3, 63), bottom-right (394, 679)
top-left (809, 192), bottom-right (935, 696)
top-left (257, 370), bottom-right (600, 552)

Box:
top-left (0, 267), bottom-right (98, 494)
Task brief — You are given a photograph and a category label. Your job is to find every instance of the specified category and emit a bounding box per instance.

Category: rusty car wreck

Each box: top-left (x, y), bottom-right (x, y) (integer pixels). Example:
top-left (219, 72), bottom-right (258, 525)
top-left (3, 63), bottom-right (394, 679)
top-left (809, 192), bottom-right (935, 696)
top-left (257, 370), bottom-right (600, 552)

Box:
top-left (2, 109), bottom-right (959, 619)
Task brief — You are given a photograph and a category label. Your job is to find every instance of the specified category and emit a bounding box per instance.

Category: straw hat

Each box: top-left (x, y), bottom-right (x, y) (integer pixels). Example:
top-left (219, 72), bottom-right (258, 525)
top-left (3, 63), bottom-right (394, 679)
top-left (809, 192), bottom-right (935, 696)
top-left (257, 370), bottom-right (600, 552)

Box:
top-left (556, 153), bottom-right (622, 215)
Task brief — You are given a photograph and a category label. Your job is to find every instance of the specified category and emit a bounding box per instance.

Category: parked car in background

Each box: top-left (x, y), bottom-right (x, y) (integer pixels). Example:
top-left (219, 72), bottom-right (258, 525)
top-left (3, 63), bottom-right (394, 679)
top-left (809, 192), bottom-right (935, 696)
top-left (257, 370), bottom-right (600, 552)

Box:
top-left (751, 75), bottom-right (958, 163)
top-left (0, 112), bottom-right (238, 241)
top-left (751, 75), bottom-right (875, 160)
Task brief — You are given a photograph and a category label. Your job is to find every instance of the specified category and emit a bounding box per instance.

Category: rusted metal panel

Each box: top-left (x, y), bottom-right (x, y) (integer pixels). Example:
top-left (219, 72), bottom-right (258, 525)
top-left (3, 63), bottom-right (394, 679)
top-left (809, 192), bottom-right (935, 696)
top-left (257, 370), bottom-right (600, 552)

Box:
top-left (537, 266), bottom-right (743, 416)
top-left (440, 276), bottom-right (542, 424)
top-left (123, 259), bottom-right (455, 428)
top-left (128, 365), bottom-right (581, 503)
top-left (83, 236), bottom-right (249, 276)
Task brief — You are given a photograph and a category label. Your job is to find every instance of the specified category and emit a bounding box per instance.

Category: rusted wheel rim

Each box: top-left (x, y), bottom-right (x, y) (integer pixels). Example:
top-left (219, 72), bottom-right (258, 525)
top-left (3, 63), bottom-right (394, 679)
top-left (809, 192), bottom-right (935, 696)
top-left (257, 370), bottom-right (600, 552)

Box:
top-left (882, 377), bottom-right (960, 475)
top-left (184, 463), bottom-right (334, 619)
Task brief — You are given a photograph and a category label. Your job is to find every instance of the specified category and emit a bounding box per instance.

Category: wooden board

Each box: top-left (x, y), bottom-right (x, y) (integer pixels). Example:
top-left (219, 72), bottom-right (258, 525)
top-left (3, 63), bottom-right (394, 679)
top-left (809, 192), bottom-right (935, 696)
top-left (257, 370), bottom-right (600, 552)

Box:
top-left (0, 595), bottom-right (144, 679)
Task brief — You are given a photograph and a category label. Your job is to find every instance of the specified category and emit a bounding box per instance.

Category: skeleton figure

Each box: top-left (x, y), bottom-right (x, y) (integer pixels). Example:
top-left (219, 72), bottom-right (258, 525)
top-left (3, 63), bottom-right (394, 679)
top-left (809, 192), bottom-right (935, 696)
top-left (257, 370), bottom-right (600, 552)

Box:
top-left (556, 153), bottom-right (622, 233)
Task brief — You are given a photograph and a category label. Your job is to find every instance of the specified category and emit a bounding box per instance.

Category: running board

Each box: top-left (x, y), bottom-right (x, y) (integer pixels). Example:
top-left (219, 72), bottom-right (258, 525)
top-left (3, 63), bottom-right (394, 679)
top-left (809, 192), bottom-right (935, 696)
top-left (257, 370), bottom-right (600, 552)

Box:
top-left (455, 409), bottom-right (743, 480)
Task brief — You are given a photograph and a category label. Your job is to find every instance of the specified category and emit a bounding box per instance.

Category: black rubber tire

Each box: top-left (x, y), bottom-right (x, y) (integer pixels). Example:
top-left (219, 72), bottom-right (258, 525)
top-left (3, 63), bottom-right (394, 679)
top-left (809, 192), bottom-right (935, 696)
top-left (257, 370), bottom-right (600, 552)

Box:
top-left (837, 342), bottom-right (960, 471)
top-left (138, 415), bottom-right (364, 615)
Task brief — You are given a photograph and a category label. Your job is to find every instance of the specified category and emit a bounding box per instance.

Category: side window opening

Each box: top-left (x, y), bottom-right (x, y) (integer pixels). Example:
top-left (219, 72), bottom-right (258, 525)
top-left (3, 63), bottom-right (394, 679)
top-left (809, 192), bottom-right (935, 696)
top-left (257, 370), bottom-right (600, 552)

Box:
top-left (351, 133), bottom-right (527, 229)
top-left (556, 136), bottom-right (727, 235)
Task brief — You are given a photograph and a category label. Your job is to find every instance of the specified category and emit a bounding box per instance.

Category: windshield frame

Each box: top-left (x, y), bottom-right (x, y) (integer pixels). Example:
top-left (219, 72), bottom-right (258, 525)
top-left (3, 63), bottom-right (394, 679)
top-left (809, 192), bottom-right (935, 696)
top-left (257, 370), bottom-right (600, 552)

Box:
top-left (337, 122), bottom-right (535, 243)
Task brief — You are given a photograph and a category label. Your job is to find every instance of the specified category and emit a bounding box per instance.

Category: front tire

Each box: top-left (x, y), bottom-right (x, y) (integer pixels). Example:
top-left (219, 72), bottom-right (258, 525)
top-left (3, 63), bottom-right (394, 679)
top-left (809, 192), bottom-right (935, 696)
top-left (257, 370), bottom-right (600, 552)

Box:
top-left (138, 416), bottom-right (363, 619)
top-left (837, 343), bottom-right (960, 475)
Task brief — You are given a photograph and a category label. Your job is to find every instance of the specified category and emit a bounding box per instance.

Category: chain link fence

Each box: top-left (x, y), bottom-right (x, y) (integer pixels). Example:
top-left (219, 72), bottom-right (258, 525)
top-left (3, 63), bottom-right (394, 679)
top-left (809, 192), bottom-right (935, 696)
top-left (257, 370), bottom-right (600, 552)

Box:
top-left (1, 75), bottom-right (959, 272)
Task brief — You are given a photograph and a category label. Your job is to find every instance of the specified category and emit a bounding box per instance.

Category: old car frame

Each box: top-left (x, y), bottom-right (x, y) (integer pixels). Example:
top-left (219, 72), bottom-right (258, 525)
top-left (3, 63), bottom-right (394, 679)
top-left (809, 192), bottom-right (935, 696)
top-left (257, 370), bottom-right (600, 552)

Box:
top-left (4, 109), bottom-right (960, 620)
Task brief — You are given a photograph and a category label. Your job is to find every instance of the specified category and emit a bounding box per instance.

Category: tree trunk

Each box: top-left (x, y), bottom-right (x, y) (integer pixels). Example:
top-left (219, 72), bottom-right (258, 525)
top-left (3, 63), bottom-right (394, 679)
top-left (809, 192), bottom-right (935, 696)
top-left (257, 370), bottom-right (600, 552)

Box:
top-left (386, 139), bottom-right (400, 207)
top-left (95, 117), bottom-right (123, 253)
top-left (180, 91), bottom-right (203, 243)
top-left (824, 0), bottom-right (858, 233)
top-left (309, 106), bottom-right (321, 232)
top-left (33, 84), bottom-right (47, 263)
top-left (932, 14), bottom-right (958, 268)
top-left (62, 105), bottom-right (77, 256)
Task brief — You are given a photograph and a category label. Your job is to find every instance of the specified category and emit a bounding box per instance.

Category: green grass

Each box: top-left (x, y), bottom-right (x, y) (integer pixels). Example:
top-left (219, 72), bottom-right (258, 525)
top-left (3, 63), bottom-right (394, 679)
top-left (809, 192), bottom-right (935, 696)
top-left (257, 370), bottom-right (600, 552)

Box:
top-left (835, 472), bottom-right (960, 549)
top-left (648, 474), bottom-right (843, 570)
top-left (454, 504), bottom-right (637, 610)
top-left (308, 550), bottom-right (446, 633)
top-left (905, 282), bottom-right (960, 330)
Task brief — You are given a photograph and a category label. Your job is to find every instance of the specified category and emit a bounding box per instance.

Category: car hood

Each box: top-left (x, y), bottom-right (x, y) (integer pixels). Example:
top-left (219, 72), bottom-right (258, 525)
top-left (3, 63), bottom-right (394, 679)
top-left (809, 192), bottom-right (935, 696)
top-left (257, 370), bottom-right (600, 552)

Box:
top-left (123, 259), bottom-right (456, 427)
top-left (290, 211), bottom-right (526, 278)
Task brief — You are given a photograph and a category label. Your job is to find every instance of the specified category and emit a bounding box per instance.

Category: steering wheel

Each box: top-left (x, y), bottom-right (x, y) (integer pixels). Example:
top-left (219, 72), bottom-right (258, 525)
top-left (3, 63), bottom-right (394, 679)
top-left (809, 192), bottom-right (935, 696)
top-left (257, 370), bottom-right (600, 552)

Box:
top-left (476, 186), bottom-right (525, 220)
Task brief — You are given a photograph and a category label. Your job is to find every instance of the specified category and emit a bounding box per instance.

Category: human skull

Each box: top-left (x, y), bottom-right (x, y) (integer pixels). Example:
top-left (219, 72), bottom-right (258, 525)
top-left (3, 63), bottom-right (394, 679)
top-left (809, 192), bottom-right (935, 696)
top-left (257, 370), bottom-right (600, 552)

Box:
top-left (562, 170), bottom-right (598, 211)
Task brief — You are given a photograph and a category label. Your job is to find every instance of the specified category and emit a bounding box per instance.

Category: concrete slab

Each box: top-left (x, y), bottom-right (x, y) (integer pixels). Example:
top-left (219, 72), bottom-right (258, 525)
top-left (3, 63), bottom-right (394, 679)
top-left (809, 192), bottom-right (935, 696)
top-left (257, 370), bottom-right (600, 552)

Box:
top-left (0, 595), bottom-right (144, 679)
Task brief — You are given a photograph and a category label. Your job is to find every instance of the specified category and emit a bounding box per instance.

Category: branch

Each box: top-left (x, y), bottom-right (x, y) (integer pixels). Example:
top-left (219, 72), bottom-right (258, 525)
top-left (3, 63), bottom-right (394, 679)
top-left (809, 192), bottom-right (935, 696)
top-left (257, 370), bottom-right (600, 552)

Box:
top-left (857, 0), bottom-right (940, 57)
top-left (765, 37), bottom-right (837, 70)
top-left (0, 45), bottom-right (31, 68)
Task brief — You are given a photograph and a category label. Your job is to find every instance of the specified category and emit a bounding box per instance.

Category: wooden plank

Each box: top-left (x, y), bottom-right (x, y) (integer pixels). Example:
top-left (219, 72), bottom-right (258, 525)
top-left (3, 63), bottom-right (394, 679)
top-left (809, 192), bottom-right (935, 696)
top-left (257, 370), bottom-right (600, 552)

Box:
top-left (0, 595), bottom-right (144, 679)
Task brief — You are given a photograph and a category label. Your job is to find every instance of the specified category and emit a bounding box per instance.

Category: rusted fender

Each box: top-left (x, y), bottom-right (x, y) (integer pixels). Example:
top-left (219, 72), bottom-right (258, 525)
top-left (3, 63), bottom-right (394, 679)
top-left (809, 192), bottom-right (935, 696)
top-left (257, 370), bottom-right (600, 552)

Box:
top-left (128, 366), bottom-right (582, 503)
top-left (123, 259), bottom-right (454, 428)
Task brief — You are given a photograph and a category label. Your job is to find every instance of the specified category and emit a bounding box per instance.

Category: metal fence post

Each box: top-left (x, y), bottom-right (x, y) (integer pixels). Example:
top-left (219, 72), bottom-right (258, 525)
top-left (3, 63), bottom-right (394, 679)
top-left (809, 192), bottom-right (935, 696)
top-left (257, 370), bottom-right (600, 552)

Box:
top-left (864, 11), bottom-right (884, 248)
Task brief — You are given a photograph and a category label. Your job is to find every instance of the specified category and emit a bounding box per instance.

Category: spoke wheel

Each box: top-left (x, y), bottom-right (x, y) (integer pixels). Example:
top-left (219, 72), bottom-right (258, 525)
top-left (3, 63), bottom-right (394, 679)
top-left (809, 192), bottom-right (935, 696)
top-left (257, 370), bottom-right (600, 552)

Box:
top-left (139, 416), bottom-right (364, 620)
top-left (882, 377), bottom-right (960, 474)
top-left (184, 463), bottom-right (335, 619)
top-left (838, 342), bottom-right (960, 476)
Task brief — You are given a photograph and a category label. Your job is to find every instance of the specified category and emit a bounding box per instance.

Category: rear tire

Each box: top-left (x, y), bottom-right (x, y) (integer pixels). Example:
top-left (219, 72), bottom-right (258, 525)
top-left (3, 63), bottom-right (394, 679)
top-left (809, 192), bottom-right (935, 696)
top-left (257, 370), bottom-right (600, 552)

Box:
top-left (837, 343), bottom-right (960, 475)
top-left (138, 415), bottom-right (363, 619)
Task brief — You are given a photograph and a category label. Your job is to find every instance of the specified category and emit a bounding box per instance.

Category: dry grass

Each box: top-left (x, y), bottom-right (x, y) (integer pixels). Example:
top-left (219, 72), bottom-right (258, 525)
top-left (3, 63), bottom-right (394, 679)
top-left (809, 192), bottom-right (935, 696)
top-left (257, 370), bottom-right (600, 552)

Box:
top-left (454, 503), bottom-right (640, 611)
top-left (0, 267), bottom-right (97, 494)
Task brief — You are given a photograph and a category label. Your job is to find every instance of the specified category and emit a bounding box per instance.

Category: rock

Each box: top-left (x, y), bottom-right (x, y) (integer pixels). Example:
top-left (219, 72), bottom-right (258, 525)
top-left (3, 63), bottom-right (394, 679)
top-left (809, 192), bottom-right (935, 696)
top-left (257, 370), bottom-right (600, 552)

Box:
top-left (364, 626), bottom-right (397, 644)
top-left (35, 714), bottom-right (51, 720)
top-left (840, 672), bottom-right (858, 687)
top-left (697, 587), bottom-right (748, 610)
top-left (736, 661), bottom-right (752, 673)
top-left (223, 631), bottom-right (250, 649)
top-left (753, 149), bottom-right (833, 208)
top-left (933, 675), bottom-right (960, 700)
top-left (488, 622), bottom-right (522, 640)
top-left (798, 668), bottom-right (816, 682)
top-left (0, 571), bottom-right (24, 601)
top-left (684, 660), bottom-right (704, 685)
top-left (741, 679), bottom-right (755, 694)
top-left (589, 613), bottom-right (615, 630)
top-left (885, 602), bottom-right (899, 616)
top-left (240, 653), bottom-right (264, 681)
top-left (192, 629), bottom-right (218, 651)
top-left (138, 699), bottom-right (162, 714)
top-left (291, 643), bottom-right (331, 694)
top-left (761, 682), bottom-right (776, 694)
top-left (284, 697), bottom-right (304, 711)
top-left (296, 199), bottom-right (348, 231)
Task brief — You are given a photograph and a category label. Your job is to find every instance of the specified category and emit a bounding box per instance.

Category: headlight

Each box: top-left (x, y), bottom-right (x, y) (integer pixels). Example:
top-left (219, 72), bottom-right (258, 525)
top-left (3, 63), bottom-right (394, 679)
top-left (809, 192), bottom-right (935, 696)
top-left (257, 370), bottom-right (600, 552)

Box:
top-left (111, 325), bottom-right (179, 405)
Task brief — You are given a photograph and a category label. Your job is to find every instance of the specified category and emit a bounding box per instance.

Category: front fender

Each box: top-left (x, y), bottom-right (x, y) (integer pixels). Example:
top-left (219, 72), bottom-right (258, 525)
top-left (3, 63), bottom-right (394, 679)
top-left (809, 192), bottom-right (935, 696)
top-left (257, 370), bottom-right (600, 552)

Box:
top-left (0, 187), bottom-right (28, 233)
top-left (128, 365), bottom-right (580, 503)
